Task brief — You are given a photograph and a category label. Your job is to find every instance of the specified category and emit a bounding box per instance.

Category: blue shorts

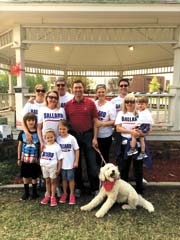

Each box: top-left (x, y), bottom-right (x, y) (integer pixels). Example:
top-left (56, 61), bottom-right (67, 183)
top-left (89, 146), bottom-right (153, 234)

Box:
top-left (61, 169), bottom-right (75, 181)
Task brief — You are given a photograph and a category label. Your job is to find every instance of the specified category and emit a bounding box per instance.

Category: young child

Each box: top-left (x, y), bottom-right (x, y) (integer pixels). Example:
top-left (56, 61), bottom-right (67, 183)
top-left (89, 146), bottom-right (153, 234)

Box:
top-left (17, 112), bottom-right (40, 200)
top-left (57, 120), bottom-right (79, 205)
top-left (127, 96), bottom-right (154, 160)
top-left (40, 128), bottom-right (63, 207)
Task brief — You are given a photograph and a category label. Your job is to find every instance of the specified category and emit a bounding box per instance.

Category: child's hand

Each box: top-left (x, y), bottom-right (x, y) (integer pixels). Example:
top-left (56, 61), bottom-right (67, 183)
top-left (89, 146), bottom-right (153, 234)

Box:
top-left (17, 159), bottom-right (22, 166)
top-left (73, 161), bottom-right (78, 168)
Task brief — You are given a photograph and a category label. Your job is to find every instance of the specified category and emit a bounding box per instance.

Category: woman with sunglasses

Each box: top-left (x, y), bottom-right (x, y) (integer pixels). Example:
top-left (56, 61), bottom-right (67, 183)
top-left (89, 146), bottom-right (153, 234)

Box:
top-left (37, 90), bottom-right (66, 152)
top-left (21, 84), bottom-right (46, 142)
top-left (115, 93), bottom-right (145, 194)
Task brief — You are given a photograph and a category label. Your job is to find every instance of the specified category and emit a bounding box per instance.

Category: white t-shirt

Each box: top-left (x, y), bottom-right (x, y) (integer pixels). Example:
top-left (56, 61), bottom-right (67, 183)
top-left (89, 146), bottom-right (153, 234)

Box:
top-left (57, 134), bottom-right (79, 170)
top-left (110, 96), bottom-right (124, 116)
top-left (59, 92), bottom-right (74, 108)
top-left (115, 111), bottom-right (138, 139)
top-left (137, 109), bottom-right (154, 125)
top-left (38, 106), bottom-right (66, 136)
top-left (40, 142), bottom-right (63, 167)
top-left (95, 100), bottom-right (116, 138)
top-left (21, 100), bottom-right (44, 117)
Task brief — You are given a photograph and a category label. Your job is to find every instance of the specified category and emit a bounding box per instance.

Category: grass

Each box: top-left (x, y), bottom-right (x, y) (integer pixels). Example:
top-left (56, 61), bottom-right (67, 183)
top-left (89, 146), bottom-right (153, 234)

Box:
top-left (0, 187), bottom-right (180, 240)
top-left (0, 158), bottom-right (19, 185)
top-left (0, 158), bottom-right (180, 240)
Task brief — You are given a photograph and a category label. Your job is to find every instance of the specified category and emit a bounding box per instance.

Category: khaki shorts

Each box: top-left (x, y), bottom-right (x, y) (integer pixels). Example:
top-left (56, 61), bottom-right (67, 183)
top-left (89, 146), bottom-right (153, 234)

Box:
top-left (41, 165), bottom-right (57, 179)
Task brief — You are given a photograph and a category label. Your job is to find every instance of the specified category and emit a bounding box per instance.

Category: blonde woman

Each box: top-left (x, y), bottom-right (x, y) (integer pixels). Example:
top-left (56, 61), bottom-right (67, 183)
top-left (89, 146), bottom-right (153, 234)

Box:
top-left (115, 93), bottom-right (144, 194)
top-left (37, 90), bottom-right (66, 151)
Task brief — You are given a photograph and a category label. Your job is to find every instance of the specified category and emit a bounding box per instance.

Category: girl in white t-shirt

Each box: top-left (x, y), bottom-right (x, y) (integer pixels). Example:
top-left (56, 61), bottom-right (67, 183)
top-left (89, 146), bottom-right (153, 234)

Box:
top-left (40, 129), bottom-right (63, 207)
top-left (57, 120), bottom-right (79, 205)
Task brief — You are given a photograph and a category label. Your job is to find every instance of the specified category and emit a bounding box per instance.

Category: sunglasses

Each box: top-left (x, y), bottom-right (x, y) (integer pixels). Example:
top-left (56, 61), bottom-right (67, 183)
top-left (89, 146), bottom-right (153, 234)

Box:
top-left (119, 84), bottom-right (128, 88)
top-left (36, 89), bottom-right (45, 93)
top-left (56, 84), bottom-right (65, 87)
top-left (48, 95), bottom-right (58, 100)
top-left (125, 100), bottom-right (135, 104)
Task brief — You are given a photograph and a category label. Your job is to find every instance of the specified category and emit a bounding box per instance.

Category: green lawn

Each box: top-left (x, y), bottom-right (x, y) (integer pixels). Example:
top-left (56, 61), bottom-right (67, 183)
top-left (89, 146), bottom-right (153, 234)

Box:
top-left (0, 187), bottom-right (180, 240)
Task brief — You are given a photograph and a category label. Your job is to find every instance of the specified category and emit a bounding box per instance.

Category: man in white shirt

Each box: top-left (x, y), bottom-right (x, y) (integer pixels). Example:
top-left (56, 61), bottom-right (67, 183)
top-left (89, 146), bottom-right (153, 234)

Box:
top-left (54, 77), bottom-right (74, 108)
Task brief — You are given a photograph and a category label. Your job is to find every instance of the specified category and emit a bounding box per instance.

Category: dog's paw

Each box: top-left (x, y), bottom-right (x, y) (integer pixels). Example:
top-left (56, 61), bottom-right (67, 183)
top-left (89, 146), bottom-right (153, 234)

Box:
top-left (148, 205), bottom-right (155, 213)
top-left (122, 204), bottom-right (135, 210)
top-left (95, 211), bottom-right (104, 218)
top-left (80, 205), bottom-right (90, 211)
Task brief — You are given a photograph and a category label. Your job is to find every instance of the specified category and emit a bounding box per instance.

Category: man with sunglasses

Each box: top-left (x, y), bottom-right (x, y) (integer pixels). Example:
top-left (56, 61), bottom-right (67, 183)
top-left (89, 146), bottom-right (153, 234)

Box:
top-left (110, 78), bottom-right (130, 166)
top-left (110, 78), bottom-right (130, 114)
top-left (55, 77), bottom-right (73, 108)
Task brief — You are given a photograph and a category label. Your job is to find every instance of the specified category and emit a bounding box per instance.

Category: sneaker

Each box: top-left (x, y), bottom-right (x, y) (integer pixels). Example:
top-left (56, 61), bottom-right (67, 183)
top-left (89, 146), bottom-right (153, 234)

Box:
top-left (56, 187), bottom-right (62, 197)
top-left (40, 194), bottom-right (50, 205)
top-left (50, 196), bottom-right (57, 207)
top-left (69, 194), bottom-right (76, 205)
top-left (75, 189), bottom-right (81, 198)
top-left (137, 152), bottom-right (148, 160)
top-left (20, 193), bottom-right (29, 201)
top-left (127, 148), bottom-right (138, 156)
top-left (30, 193), bottom-right (39, 200)
top-left (59, 193), bottom-right (68, 203)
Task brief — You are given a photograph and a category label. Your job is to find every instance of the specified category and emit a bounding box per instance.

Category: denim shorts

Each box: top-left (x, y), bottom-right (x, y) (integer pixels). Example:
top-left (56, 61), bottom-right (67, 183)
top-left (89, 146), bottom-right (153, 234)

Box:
top-left (61, 169), bottom-right (75, 180)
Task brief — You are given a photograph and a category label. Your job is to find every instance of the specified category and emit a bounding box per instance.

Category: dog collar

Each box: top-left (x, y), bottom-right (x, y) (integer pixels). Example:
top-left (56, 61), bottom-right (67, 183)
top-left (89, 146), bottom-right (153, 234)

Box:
top-left (102, 180), bottom-right (116, 191)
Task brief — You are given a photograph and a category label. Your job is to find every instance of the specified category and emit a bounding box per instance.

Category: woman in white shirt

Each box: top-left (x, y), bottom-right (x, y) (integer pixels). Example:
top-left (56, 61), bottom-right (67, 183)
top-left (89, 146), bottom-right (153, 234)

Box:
top-left (37, 90), bottom-right (66, 151)
top-left (115, 93), bottom-right (145, 194)
top-left (94, 84), bottom-right (116, 165)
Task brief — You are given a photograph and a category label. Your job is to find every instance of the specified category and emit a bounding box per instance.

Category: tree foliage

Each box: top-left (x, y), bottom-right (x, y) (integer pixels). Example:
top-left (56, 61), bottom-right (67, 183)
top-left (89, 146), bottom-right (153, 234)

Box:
top-left (148, 76), bottom-right (160, 93)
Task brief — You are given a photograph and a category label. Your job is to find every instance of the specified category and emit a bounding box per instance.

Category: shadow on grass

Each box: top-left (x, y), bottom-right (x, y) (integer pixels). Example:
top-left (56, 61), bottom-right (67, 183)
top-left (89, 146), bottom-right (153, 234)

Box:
top-left (0, 186), bottom-right (180, 240)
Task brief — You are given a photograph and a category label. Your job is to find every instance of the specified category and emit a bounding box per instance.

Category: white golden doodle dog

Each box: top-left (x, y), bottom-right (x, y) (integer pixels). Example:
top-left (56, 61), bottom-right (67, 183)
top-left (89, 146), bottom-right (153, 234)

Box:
top-left (81, 163), bottom-right (154, 218)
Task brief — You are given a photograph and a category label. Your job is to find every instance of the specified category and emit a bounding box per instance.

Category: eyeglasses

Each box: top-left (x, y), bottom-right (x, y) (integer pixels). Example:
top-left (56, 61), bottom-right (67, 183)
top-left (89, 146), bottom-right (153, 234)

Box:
top-left (56, 84), bottom-right (65, 87)
top-left (125, 100), bottom-right (135, 104)
top-left (119, 84), bottom-right (128, 88)
top-left (48, 95), bottom-right (58, 100)
top-left (36, 89), bottom-right (45, 93)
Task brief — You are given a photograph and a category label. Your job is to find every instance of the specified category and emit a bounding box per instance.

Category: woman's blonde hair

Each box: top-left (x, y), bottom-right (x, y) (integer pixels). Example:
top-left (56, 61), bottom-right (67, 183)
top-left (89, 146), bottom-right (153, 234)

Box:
top-left (122, 93), bottom-right (137, 116)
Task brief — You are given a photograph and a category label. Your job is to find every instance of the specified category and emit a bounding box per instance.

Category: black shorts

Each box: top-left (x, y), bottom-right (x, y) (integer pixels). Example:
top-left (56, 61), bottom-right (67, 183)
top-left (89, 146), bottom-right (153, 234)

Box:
top-left (20, 162), bottom-right (41, 179)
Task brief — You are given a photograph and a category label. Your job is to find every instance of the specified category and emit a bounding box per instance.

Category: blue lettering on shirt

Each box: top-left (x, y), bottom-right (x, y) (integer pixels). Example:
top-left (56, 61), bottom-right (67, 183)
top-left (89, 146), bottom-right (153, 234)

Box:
top-left (31, 109), bottom-right (38, 115)
top-left (44, 113), bottom-right (63, 119)
top-left (60, 143), bottom-right (71, 152)
top-left (122, 116), bottom-right (138, 122)
top-left (61, 102), bottom-right (66, 108)
top-left (98, 110), bottom-right (106, 121)
top-left (41, 151), bottom-right (54, 160)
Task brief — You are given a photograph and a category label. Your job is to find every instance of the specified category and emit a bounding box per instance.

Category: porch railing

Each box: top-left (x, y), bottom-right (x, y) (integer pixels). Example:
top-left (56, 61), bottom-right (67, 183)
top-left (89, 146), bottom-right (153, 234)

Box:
top-left (0, 92), bottom-right (175, 130)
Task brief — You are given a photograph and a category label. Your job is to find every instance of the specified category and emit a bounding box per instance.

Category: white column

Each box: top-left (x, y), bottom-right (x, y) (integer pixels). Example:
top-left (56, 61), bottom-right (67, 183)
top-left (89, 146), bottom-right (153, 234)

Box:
top-left (12, 25), bottom-right (29, 129)
top-left (8, 74), bottom-right (15, 109)
top-left (168, 29), bottom-right (180, 131)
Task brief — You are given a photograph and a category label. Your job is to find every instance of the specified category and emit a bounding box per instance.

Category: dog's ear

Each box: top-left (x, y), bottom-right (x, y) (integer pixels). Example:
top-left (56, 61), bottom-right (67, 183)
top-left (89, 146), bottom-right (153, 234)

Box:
top-left (99, 167), bottom-right (105, 181)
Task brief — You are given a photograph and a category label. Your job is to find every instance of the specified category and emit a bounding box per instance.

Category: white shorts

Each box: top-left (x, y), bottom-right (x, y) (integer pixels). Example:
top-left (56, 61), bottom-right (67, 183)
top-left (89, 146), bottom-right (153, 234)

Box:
top-left (41, 165), bottom-right (57, 179)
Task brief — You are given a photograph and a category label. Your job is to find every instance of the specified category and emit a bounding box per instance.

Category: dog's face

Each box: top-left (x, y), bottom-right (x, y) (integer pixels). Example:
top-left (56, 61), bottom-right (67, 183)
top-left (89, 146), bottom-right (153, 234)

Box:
top-left (99, 163), bottom-right (120, 182)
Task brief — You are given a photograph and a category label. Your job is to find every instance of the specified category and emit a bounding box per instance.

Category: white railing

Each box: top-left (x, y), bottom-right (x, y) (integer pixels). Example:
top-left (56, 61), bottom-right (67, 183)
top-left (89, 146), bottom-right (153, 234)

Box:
top-left (0, 93), bottom-right (15, 110)
top-left (0, 93), bottom-right (175, 130)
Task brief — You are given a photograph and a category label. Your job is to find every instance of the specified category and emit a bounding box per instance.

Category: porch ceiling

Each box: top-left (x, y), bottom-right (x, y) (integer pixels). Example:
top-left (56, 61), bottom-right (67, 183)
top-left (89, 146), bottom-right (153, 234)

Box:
top-left (0, 3), bottom-right (180, 72)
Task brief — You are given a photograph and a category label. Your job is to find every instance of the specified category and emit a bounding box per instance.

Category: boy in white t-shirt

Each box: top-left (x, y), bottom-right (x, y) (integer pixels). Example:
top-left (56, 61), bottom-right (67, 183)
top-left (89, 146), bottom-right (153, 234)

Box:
top-left (57, 120), bottom-right (79, 205)
top-left (127, 96), bottom-right (154, 160)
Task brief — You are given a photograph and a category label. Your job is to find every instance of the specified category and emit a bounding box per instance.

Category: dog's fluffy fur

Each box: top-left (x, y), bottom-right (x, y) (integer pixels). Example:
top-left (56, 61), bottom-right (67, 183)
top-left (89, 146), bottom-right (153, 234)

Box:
top-left (81, 163), bottom-right (154, 218)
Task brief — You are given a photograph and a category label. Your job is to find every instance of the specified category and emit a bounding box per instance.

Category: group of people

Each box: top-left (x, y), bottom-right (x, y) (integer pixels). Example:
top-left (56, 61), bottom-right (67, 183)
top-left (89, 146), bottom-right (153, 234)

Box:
top-left (17, 77), bottom-right (153, 207)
